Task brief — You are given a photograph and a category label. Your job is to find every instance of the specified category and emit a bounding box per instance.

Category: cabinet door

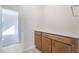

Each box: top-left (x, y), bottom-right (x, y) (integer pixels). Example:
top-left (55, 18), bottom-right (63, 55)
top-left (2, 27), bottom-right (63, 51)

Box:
top-left (54, 41), bottom-right (72, 53)
top-left (35, 34), bottom-right (42, 49)
top-left (42, 37), bottom-right (51, 53)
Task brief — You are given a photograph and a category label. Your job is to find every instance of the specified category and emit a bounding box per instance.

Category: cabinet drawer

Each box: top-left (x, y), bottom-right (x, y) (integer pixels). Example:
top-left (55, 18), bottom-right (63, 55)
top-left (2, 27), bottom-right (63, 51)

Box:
top-left (35, 31), bottom-right (42, 36)
top-left (42, 32), bottom-right (73, 45)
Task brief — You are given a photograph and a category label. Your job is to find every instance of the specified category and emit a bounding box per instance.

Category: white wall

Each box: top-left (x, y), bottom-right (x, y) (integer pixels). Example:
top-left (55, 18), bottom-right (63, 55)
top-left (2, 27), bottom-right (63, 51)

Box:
top-left (19, 6), bottom-right (42, 50)
top-left (35, 5), bottom-right (78, 38)
top-left (75, 15), bottom-right (79, 37)
top-left (71, 6), bottom-right (79, 37)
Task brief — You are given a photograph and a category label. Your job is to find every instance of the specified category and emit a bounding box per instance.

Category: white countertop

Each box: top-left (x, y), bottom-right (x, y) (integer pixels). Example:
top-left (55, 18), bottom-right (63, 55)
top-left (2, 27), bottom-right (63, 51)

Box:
top-left (34, 29), bottom-right (79, 39)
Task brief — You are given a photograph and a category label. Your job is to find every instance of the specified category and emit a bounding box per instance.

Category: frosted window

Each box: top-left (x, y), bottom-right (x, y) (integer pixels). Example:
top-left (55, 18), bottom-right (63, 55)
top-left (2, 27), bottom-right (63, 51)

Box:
top-left (2, 8), bottom-right (19, 47)
top-left (2, 25), bottom-right (16, 35)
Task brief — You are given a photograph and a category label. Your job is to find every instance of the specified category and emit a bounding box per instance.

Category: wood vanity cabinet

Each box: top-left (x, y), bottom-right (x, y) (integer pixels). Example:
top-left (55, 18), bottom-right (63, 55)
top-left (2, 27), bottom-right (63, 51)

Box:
top-left (35, 31), bottom-right (79, 53)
